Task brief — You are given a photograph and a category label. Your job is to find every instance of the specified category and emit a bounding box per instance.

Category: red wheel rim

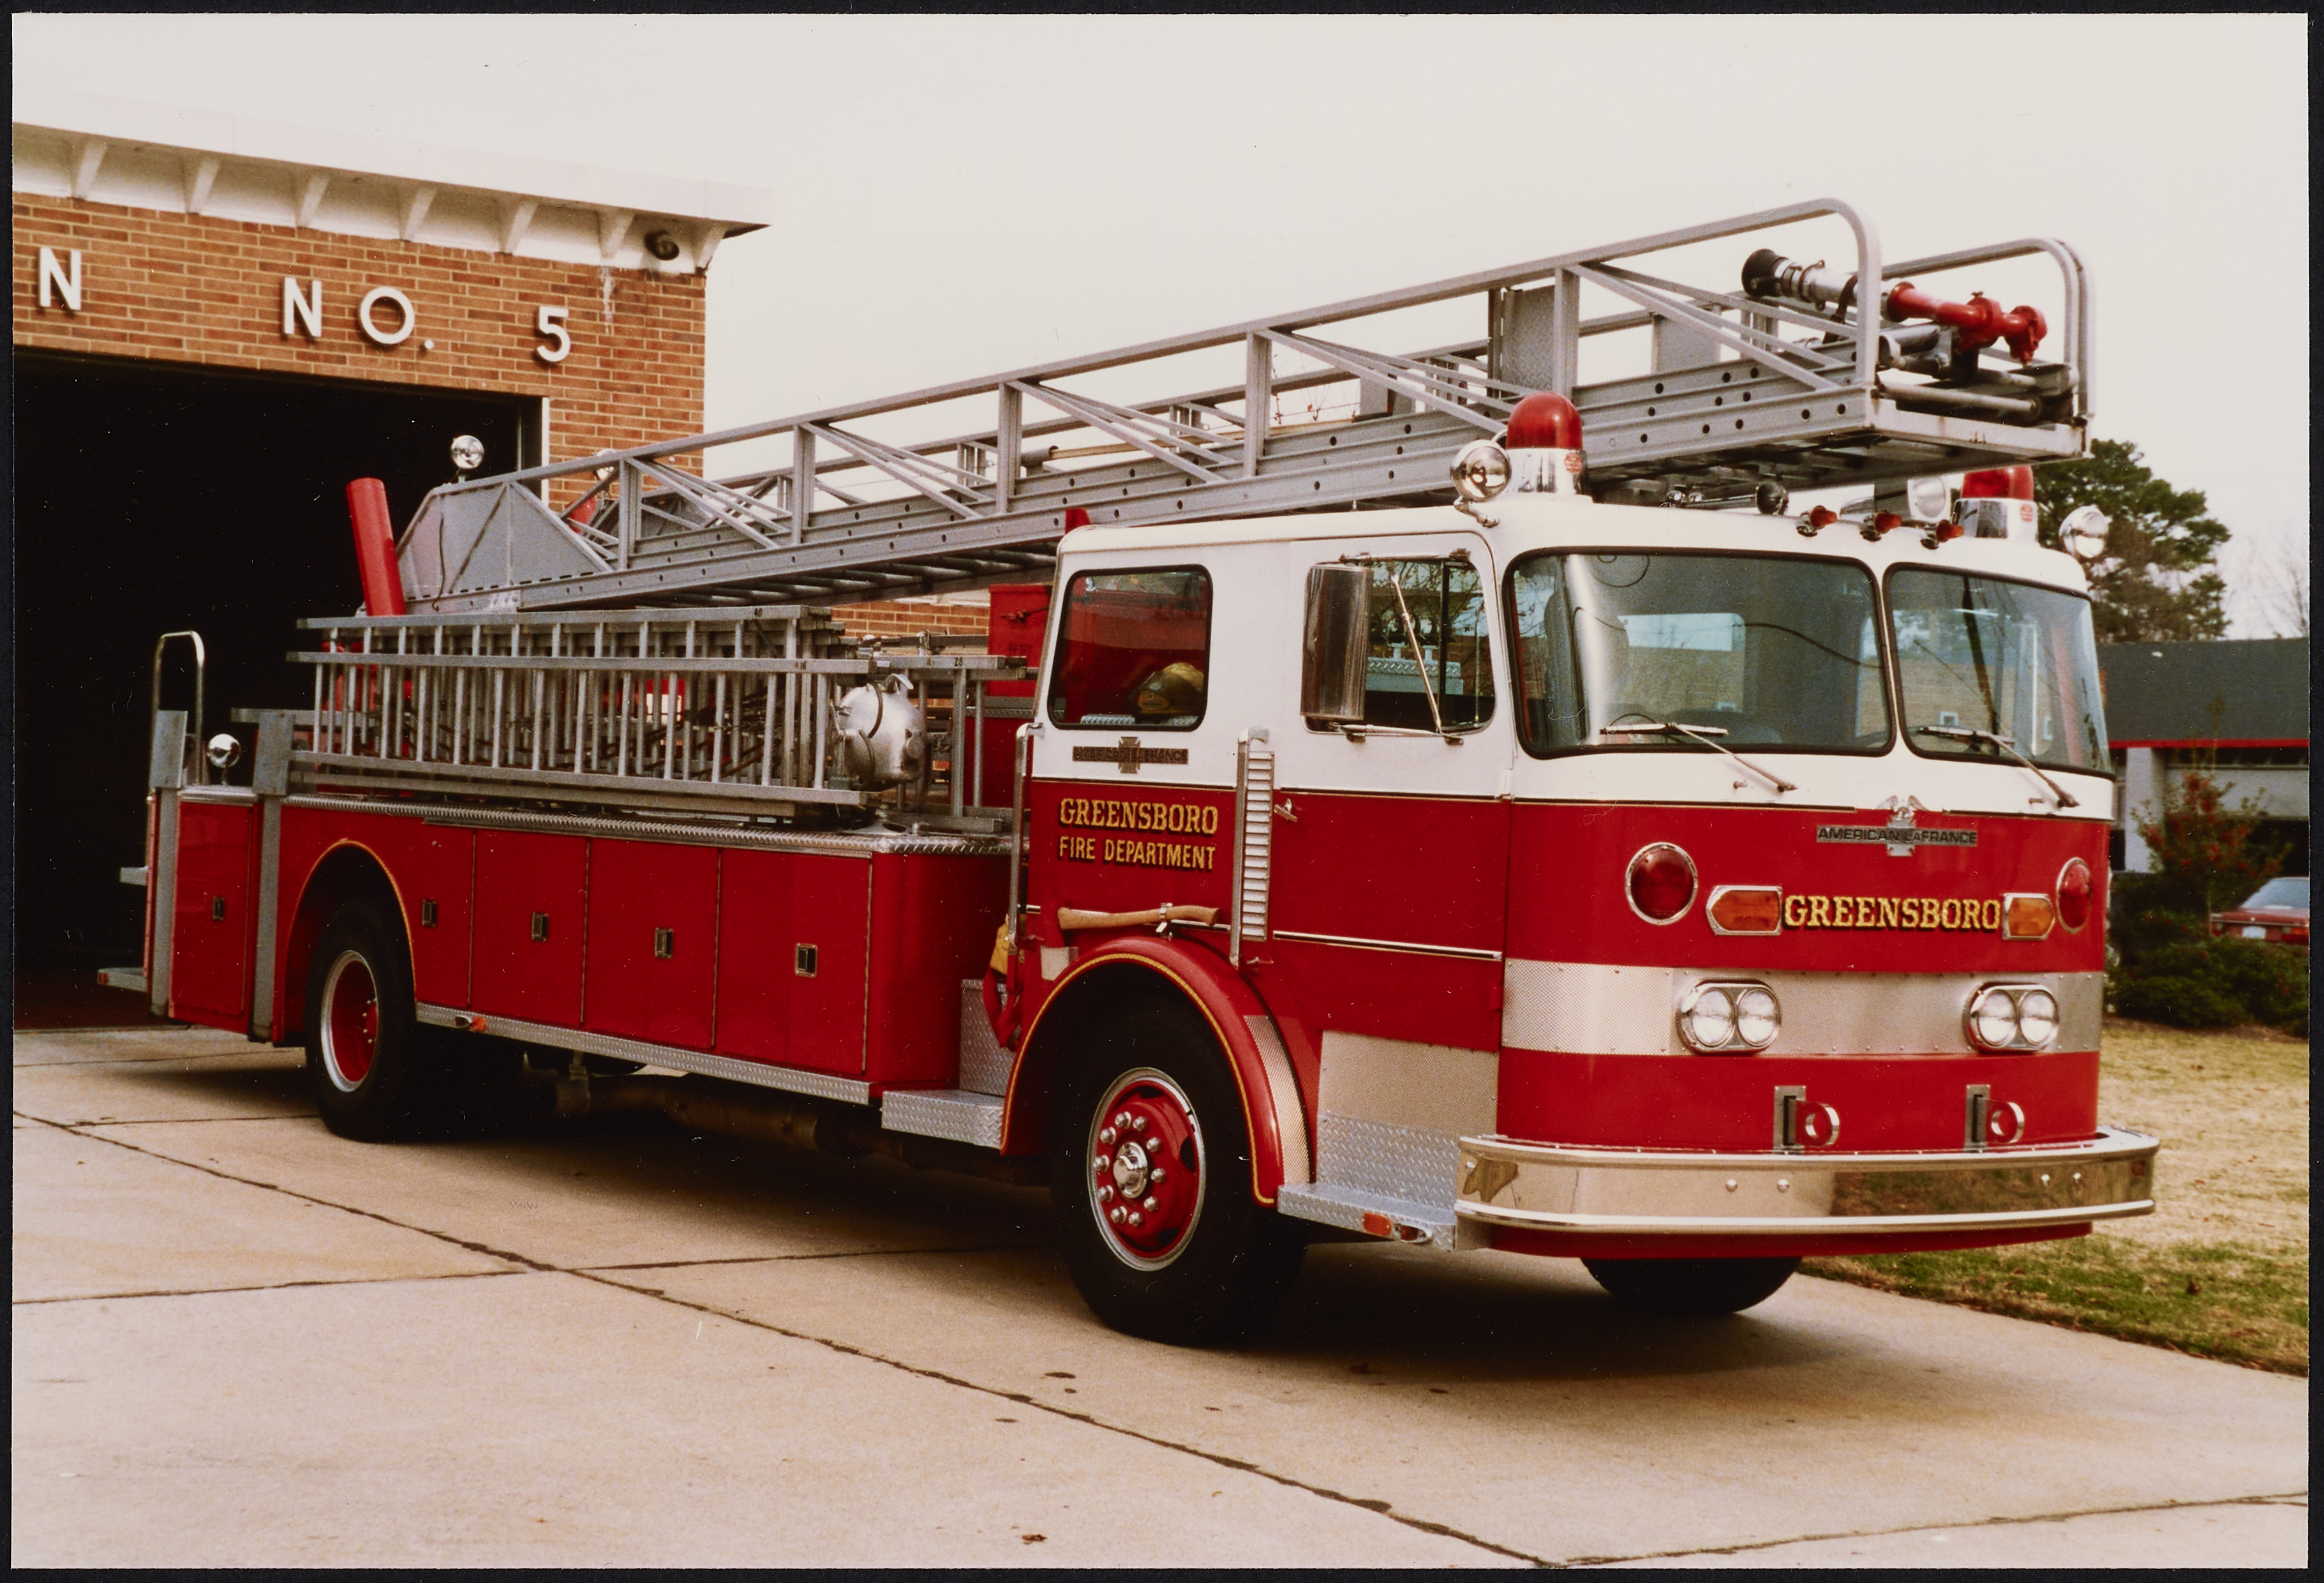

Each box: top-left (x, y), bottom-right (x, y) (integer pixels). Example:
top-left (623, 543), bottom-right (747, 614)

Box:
top-left (1086, 1068), bottom-right (1205, 1270)
top-left (320, 950), bottom-right (379, 1092)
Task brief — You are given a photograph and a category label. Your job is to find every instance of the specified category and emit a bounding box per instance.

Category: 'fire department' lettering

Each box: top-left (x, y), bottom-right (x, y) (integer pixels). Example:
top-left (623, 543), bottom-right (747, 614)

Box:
top-left (1056, 797), bottom-right (1220, 836)
top-left (1057, 832), bottom-right (1216, 871)
top-left (1782, 894), bottom-right (2004, 932)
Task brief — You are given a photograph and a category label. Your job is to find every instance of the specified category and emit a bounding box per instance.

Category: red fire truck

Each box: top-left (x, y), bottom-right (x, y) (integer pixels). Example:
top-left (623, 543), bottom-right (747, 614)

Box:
top-left (108, 201), bottom-right (2156, 1342)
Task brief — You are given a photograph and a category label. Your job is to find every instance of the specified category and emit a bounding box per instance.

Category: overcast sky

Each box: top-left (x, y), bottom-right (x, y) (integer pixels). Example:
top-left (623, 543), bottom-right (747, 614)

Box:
top-left (15, 13), bottom-right (2310, 634)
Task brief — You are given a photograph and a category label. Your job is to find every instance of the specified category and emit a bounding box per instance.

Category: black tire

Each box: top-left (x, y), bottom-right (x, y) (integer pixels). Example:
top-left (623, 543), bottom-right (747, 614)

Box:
top-left (1053, 996), bottom-right (1306, 1345)
top-left (1583, 1255), bottom-right (1800, 1316)
top-left (304, 899), bottom-right (439, 1141)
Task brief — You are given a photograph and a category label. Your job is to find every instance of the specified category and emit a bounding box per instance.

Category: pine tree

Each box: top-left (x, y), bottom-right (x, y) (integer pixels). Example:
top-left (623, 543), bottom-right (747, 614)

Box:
top-left (2034, 439), bottom-right (2230, 641)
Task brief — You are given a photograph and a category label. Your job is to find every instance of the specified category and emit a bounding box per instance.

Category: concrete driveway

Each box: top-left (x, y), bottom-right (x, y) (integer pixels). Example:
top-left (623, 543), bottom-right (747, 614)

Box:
top-left (13, 1026), bottom-right (2306, 1567)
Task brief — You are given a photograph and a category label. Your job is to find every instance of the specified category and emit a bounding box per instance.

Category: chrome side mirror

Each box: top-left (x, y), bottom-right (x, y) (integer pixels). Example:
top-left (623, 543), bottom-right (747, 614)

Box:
top-left (1300, 564), bottom-right (1369, 724)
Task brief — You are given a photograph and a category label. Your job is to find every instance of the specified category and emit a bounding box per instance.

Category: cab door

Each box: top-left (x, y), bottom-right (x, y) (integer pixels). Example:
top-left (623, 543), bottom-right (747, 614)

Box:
top-left (1020, 555), bottom-right (1237, 974)
top-left (1263, 532), bottom-right (1514, 1054)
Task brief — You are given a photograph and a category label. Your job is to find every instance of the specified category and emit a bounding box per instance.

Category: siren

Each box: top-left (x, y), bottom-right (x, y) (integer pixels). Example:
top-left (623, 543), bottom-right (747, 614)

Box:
top-left (1503, 392), bottom-right (1587, 497)
top-left (1959, 465), bottom-right (2038, 541)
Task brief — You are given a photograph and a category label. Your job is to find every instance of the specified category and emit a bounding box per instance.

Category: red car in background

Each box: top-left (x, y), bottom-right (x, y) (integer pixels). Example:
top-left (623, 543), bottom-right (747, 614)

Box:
top-left (2210, 876), bottom-right (2311, 945)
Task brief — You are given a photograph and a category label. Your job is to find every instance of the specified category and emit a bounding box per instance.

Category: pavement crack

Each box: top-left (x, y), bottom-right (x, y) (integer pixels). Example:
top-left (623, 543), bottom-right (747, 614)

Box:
top-left (1563, 1491), bottom-right (2315, 1566)
top-left (13, 1268), bottom-right (525, 1306)
top-left (15, 1112), bottom-right (556, 1273)
top-left (576, 1242), bottom-right (1051, 1273)
top-left (565, 1267), bottom-right (1553, 1567)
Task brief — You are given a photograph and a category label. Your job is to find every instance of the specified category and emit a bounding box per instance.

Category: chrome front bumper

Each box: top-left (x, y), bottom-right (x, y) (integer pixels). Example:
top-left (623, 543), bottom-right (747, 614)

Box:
top-left (1457, 1127), bottom-right (2158, 1236)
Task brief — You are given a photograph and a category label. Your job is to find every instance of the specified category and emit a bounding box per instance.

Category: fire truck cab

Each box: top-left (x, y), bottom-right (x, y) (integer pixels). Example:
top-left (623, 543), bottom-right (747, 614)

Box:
top-left (1006, 405), bottom-right (2150, 1338)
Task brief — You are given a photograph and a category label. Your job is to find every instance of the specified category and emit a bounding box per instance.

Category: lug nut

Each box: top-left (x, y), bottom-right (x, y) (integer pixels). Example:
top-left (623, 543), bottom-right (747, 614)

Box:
top-left (1094, 1154), bottom-right (1110, 1172)
top-left (1150, 1167), bottom-right (1166, 1185)
top-left (1108, 1206), bottom-right (1125, 1224)
top-left (1127, 1212), bottom-right (1144, 1227)
top-left (1142, 1196), bottom-right (1157, 1212)
top-left (1099, 1127), bottom-right (1116, 1145)
top-left (1131, 1116), bottom-right (1147, 1132)
top-left (1097, 1186), bottom-right (1113, 1203)
top-left (1114, 1111), bottom-right (1131, 1128)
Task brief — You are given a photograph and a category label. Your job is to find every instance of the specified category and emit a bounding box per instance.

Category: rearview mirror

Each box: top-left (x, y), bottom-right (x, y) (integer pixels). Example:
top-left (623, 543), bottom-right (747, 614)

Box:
top-left (1300, 564), bottom-right (1369, 723)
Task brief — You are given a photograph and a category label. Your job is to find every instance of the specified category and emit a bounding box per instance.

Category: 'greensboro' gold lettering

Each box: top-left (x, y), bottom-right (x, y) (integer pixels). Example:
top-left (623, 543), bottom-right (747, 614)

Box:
top-left (1781, 894), bottom-right (2004, 932)
top-left (1056, 796), bottom-right (1221, 837)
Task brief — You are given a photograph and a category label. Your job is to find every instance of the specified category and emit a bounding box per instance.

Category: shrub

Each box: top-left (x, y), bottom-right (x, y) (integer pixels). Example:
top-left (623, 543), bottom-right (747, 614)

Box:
top-left (2112, 937), bottom-right (2311, 1035)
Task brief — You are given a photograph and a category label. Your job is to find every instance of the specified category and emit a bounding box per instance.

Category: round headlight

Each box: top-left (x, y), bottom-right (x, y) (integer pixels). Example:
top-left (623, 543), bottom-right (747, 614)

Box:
top-left (1970, 987), bottom-right (2022, 1051)
top-left (1681, 986), bottom-right (1737, 1051)
top-left (449, 434), bottom-right (486, 474)
top-left (1450, 440), bottom-right (1511, 503)
top-left (2016, 988), bottom-right (2060, 1047)
top-left (1733, 986), bottom-right (1780, 1049)
top-left (2061, 504), bottom-right (2110, 563)
top-left (205, 732), bottom-right (243, 772)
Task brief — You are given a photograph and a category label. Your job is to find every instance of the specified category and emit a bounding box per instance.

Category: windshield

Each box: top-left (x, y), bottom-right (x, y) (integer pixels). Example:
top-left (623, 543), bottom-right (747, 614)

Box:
top-left (1508, 552), bottom-right (1889, 756)
top-left (1889, 569), bottom-right (2107, 774)
top-left (2240, 877), bottom-right (2309, 912)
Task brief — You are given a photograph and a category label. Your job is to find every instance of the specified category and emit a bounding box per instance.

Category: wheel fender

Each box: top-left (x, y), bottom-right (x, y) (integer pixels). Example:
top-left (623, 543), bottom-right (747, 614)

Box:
top-left (1001, 936), bottom-right (1309, 1205)
top-left (281, 842), bottom-right (406, 1044)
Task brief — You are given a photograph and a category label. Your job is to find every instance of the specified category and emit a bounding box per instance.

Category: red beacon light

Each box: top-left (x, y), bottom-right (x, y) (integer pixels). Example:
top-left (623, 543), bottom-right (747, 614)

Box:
top-left (1959, 465), bottom-right (2038, 540)
top-left (1503, 393), bottom-right (1587, 497)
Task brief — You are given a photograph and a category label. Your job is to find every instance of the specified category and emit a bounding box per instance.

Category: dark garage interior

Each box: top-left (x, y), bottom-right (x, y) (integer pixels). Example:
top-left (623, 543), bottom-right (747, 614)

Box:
top-left (12, 350), bottom-right (533, 1019)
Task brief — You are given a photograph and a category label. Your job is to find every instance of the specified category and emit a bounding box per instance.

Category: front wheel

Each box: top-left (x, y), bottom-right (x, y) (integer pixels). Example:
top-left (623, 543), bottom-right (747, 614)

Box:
top-left (1054, 998), bottom-right (1305, 1344)
top-left (1583, 1255), bottom-right (1799, 1316)
top-left (306, 900), bottom-right (437, 1141)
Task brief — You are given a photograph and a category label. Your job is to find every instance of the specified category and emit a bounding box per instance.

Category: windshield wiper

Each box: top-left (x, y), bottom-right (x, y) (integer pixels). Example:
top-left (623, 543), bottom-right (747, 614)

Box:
top-left (1911, 724), bottom-right (2080, 808)
top-left (1602, 719), bottom-right (1796, 793)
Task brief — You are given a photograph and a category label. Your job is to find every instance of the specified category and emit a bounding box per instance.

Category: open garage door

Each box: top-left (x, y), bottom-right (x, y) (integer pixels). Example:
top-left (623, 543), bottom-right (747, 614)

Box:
top-left (11, 350), bottom-right (537, 1002)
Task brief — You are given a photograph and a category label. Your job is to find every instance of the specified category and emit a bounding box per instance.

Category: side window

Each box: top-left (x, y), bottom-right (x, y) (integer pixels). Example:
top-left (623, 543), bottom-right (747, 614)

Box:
top-left (1352, 558), bottom-right (1496, 731)
top-left (1045, 567), bottom-right (1212, 731)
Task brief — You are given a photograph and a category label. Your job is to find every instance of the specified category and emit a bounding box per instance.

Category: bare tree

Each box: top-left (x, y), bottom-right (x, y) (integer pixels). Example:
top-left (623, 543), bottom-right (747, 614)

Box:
top-left (2231, 533), bottom-right (2312, 637)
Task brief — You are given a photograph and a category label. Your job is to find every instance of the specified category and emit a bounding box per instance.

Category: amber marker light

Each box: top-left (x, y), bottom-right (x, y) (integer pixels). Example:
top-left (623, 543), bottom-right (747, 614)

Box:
top-left (2055, 857), bottom-right (2094, 932)
top-left (1627, 844), bottom-right (1698, 924)
top-left (1707, 885), bottom-right (1784, 936)
top-left (2003, 894), bottom-right (2058, 940)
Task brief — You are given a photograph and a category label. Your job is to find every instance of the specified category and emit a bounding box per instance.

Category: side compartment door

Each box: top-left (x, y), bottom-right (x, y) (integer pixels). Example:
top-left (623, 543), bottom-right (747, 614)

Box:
top-left (171, 795), bottom-right (258, 1030)
top-left (585, 839), bottom-right (719, 1050)
top-left (472, 830), bottom-right (587, 1028)
top-left (716, 849), bottom-right (872, 1076)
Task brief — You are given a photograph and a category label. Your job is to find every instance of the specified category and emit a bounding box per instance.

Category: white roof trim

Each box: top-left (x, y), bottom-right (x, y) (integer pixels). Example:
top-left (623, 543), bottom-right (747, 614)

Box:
top-left (11, 86), bottom-right (770, 273)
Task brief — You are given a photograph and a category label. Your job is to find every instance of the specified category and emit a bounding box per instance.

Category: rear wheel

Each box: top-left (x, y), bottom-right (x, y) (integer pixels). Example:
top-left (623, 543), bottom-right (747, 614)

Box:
top-left (1583, 1256), bottom-right (1799, 1315)
top-left (306, 900), bottom-right (437, 1141)
top-left (1054, 997), bottom-right (1305, 1344)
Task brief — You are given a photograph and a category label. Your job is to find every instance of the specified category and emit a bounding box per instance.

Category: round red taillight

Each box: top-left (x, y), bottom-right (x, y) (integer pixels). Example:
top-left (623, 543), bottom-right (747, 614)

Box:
top-left (2055, 857), bottom-right (2094, 932)
top-left (1627, 843), bottom-right (1698, 924)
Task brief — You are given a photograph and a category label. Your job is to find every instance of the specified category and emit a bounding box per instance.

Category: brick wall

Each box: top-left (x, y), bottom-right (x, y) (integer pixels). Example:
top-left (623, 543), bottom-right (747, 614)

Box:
top-left (837, 593), bottom-right (994, 642)
top-left (11, 193), bottom-right (703, 493)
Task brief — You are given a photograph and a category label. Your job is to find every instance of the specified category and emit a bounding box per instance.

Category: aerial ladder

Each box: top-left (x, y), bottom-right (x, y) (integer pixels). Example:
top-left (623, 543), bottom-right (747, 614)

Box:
top-left (396, 198), bottom-right (2089, 616)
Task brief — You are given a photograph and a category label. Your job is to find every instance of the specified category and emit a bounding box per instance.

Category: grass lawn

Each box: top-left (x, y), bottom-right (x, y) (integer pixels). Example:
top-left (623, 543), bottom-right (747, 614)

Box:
top-left (1804, 1019), bottom-right (2309, 1375)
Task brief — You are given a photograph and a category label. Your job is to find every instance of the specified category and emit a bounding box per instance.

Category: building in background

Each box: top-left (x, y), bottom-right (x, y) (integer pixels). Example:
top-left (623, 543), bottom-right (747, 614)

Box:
top-left (2101, 638), bottom-right (2310, 876)
top-left (11, 89), bottom-right (772, 985)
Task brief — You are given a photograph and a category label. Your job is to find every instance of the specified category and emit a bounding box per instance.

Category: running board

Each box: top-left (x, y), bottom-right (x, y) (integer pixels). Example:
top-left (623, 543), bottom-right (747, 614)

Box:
top-left (98, 966), bottom-right (149, 994)
top-left (880, 1088), bottom-right (1004, 1148)
top-left (414, 1003), bottom-right (873, 1107)
top-left (1276, 1182), bottom-right (1472, 1251)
